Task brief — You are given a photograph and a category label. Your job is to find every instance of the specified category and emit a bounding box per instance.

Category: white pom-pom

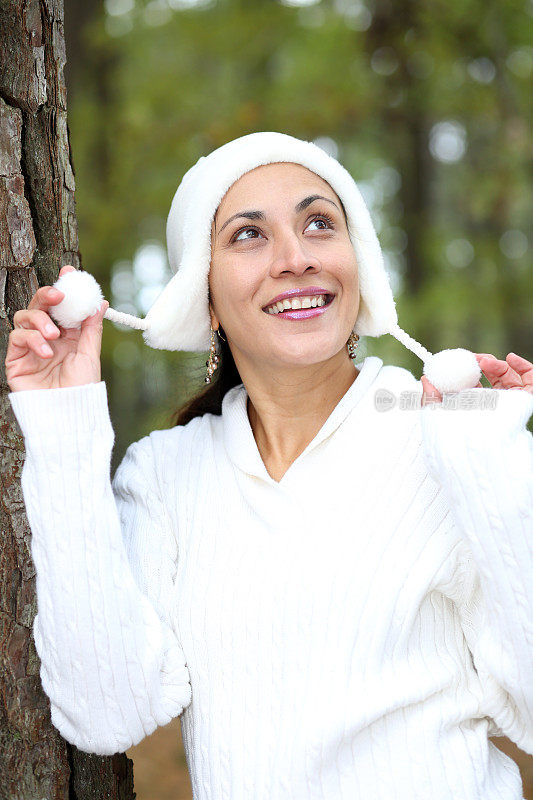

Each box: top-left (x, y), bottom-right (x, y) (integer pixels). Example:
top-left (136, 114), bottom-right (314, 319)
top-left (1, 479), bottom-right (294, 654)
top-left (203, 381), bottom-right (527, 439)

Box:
top-left (423, 348), bottom-right (481, 393)
top-left (49, 271), bottom-right (105, 329)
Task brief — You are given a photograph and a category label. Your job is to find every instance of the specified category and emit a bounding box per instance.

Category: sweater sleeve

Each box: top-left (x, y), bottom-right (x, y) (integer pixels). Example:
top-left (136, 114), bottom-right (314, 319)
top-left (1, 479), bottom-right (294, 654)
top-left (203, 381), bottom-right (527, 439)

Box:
top-left (8, 381), bottom-right (192, 756)
top-left (420, 387), bottom-right (533, 755)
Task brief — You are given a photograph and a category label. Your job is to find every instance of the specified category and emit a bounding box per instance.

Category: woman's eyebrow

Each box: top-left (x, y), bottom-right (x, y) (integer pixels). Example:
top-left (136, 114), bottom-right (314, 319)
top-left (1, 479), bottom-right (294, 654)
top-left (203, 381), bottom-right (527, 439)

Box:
top-left (217, 194), bottom-right (340, 235)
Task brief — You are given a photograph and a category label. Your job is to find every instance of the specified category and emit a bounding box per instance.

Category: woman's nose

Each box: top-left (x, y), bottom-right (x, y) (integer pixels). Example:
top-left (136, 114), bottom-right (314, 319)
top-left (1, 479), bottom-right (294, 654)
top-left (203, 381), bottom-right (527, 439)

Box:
top-left (269, 231), bottom-right (321, 277)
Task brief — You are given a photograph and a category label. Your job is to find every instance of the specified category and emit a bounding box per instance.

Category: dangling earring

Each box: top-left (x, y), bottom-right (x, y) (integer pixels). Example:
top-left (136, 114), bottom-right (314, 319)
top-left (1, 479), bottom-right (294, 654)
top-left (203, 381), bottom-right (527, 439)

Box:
top-left (204, 326), bottom-right (224, 383)
top-left (346, 331), bottom-right (360, 359)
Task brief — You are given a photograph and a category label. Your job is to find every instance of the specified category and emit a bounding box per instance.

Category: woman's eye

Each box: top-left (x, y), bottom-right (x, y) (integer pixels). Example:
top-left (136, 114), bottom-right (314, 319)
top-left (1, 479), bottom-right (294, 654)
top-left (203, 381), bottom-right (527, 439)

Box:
top-left (307, 214), bottom-right (334, 231)
top-left (233, 227), bottom-right (262, 242)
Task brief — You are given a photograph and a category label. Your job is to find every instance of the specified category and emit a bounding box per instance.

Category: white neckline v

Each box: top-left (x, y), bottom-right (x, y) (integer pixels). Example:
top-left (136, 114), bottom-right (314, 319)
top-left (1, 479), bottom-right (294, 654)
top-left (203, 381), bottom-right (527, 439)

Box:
top-left (221, 356), bottom-right (384, 486)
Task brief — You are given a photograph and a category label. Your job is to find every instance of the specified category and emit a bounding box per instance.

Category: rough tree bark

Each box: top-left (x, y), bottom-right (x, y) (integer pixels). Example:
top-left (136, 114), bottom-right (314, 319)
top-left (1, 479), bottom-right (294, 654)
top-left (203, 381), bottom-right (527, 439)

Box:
top-left (0, 1), bottom-right (135, 797)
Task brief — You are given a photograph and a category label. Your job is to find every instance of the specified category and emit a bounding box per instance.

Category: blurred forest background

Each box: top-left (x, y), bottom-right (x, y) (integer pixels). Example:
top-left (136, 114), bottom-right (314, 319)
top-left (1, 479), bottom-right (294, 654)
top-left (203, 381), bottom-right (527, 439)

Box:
top-left (62, 0), bottom-right (532, 797)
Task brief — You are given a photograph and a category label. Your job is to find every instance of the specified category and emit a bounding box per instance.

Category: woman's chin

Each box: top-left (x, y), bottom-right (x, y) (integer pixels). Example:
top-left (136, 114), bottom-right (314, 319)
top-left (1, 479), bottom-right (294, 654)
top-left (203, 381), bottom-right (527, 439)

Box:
top-left (261, 342), bottom-right (343, 369)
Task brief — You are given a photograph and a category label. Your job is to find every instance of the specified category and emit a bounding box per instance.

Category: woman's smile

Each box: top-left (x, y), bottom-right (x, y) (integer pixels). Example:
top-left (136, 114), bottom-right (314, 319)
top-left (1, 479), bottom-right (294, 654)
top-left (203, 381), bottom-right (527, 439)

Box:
top-left (263, 293), bottom-right (335, 320)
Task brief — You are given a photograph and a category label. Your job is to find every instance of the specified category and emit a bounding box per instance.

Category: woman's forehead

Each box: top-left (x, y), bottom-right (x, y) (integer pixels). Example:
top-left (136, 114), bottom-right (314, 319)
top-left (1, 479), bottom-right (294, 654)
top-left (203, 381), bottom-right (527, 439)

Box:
top-left (213, 163), bottom-right (338, 222)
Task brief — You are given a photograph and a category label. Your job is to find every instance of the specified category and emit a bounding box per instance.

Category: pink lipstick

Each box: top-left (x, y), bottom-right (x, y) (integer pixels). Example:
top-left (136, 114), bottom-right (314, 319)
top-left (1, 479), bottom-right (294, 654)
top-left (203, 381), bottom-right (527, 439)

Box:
top-left (264, 295), bottom-right (335, 321)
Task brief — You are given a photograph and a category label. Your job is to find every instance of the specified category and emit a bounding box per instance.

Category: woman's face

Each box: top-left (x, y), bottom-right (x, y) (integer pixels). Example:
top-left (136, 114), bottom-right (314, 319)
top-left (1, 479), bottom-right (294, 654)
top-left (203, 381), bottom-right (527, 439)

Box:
top-left (209, 162), bottom-right (359, 371)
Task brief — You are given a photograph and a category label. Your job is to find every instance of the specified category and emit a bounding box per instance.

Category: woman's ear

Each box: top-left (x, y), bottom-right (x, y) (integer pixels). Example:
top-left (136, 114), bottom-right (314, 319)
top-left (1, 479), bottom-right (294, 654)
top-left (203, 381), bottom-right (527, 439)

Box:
top-left (208, 302), bottom-right (219, 331)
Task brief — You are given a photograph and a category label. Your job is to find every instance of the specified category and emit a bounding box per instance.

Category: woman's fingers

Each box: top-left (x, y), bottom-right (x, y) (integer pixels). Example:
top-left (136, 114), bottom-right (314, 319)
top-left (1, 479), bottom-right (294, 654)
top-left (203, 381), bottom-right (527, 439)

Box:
top-left (420, 375), bottom-right (443, 405)
top-left (26, 265), bottom-right (75, 313)
top-left (26, 284), bottom-right (65, 313)
top-left (77, 300), bottom-right (109, 361)
top-left (8, 327), bottom-right (55, 360)
top-left (505, 352), bottom-right (533, 389)
top-left (13, 308), bottom-right (60, 340)
top-left (476, 353), bottom-right (524, 389)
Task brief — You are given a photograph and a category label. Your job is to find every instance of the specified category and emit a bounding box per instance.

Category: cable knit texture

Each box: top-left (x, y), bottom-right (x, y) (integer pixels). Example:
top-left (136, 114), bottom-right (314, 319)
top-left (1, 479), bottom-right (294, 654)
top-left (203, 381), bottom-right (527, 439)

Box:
top-left (8, 356), bottom-right (533, 800)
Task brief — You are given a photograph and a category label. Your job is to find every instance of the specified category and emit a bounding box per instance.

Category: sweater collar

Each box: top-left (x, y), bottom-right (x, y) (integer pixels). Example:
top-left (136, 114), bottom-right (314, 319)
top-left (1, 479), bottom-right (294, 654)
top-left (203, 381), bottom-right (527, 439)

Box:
top-left (220, 356), bottom-right (383, 484)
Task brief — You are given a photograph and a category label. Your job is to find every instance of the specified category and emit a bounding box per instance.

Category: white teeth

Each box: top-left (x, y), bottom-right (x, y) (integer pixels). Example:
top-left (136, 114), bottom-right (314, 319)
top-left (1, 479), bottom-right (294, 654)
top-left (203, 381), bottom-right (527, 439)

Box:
top-left (265, 293), bottom-right (330, 314)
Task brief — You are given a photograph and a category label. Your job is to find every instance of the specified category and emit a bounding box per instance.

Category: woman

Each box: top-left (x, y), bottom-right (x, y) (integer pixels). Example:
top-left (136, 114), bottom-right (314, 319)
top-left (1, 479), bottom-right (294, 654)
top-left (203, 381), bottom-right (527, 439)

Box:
top-left (6, 131), bottom-right (533, 800)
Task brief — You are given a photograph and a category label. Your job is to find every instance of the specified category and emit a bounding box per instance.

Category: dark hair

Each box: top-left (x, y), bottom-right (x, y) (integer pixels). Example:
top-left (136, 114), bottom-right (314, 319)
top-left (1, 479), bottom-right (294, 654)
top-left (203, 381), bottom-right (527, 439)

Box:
top-left (170, 191), bottom-right (350, 428)
top-left (170, 326), bottom-right (242, 427)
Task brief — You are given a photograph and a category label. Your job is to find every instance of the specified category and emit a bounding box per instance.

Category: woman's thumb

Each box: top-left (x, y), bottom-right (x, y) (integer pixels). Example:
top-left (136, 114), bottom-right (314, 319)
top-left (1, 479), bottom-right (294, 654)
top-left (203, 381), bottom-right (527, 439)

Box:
top-left (77, 300), bottom-right (109, 359)
top-left (420, 375), bottom-right (443, 407)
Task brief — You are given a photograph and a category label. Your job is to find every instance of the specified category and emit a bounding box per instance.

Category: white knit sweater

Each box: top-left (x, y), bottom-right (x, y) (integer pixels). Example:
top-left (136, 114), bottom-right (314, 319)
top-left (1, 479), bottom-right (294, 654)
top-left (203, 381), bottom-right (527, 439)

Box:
top-left (8, 355), bottom-right (533, 800)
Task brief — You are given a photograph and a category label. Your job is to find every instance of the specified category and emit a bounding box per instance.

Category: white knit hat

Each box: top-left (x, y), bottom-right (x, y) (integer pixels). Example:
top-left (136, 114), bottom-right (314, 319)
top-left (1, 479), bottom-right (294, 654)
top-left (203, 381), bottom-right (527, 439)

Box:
top-left (51, 131), bottom-right (481, 393)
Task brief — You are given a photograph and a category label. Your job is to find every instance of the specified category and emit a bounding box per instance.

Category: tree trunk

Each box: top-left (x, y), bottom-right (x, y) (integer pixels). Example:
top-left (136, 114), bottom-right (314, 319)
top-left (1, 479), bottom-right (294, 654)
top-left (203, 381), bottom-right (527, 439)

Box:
top-left (0, 1), bottom-right (135, 797)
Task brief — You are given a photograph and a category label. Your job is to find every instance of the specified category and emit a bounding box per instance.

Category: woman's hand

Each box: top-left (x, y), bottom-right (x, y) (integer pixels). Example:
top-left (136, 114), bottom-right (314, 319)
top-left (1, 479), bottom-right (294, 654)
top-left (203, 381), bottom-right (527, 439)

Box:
top-left (421, 352), bottom-right (533, 405)
top-left (5, 264), bottom-right (109, 393)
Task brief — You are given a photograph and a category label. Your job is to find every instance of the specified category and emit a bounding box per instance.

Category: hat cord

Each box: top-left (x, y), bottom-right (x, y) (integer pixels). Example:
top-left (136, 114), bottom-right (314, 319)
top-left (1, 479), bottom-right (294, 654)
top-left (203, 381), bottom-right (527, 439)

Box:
top-left (104, 307), bottom-right (148, 330)
top-left (390, 323), bottom-right (432, 364)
